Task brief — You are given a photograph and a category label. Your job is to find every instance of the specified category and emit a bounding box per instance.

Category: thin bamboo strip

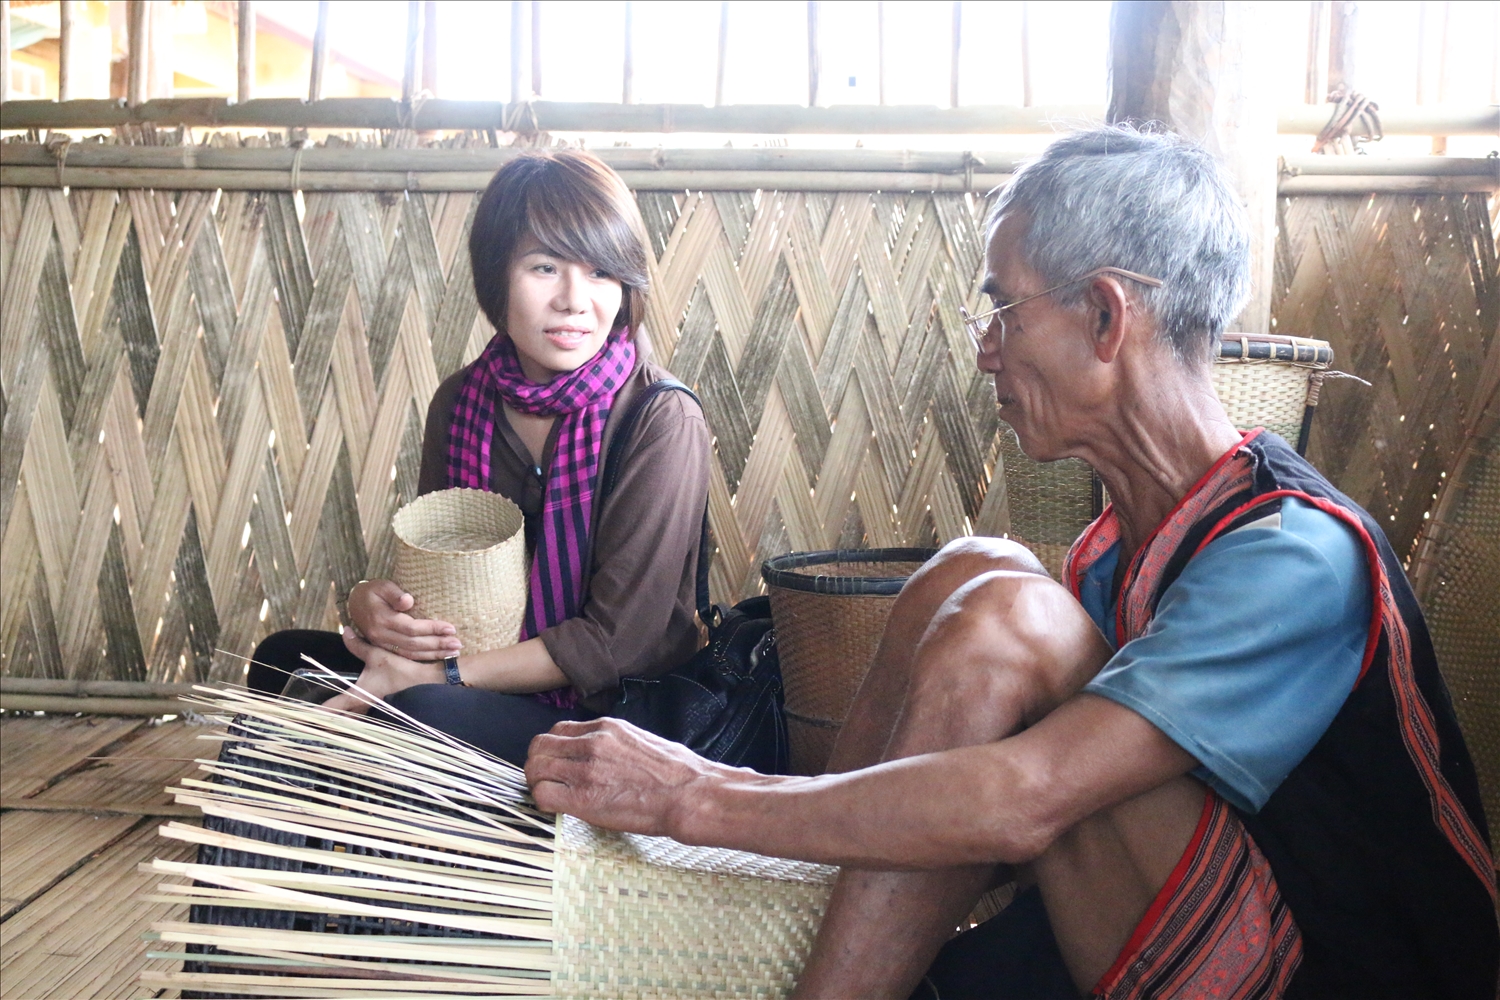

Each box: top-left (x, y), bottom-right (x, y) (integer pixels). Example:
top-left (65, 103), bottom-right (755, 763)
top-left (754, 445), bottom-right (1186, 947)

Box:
top-left (139, 970), bottom-right (531, 996)
top-left (142, 942), bottom-right (551, 983)
top-left (157, 822), bottom-right (555, 897)
top-left (149, 861), bottom-right (548, 912)
top-left (149, 923), bottom-right (554, 969)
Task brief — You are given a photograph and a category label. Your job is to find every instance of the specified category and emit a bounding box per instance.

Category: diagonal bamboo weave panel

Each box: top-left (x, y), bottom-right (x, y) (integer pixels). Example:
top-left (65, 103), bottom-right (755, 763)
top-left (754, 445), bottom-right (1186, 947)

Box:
top-left (1, 137), bottom-right (1493, 686)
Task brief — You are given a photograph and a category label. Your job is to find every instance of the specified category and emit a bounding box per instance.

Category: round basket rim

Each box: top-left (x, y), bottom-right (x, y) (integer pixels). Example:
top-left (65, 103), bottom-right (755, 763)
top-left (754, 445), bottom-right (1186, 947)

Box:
top-left (1213, 332), bottom-right (1332, 368)
top-left (761, 548), bottom-right (938, 595)
top-left (392, 488), bottom-right (524, 557)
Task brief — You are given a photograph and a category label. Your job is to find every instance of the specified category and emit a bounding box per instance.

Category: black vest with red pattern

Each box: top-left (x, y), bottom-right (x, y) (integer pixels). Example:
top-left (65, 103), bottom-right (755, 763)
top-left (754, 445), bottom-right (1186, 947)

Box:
top-left (1138, 431), bottom-right (1496, 998)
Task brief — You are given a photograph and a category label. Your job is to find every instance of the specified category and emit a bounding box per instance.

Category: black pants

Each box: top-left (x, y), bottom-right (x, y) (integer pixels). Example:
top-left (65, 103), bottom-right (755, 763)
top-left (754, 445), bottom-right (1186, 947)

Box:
top-left (248, 629), bottom-right (592, 765)
top-left (910, 885), bottom-right (1079, 1000)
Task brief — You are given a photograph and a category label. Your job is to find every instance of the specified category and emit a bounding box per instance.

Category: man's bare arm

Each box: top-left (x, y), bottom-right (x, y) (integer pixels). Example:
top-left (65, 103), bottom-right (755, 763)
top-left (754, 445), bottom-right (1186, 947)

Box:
top-left (525, 691), bottom-right (1197, 868)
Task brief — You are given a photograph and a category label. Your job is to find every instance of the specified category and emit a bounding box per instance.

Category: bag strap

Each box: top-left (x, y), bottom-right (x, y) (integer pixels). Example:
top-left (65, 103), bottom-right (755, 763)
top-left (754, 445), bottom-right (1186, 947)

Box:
top-left (600, 378), bottom-right (713, 625)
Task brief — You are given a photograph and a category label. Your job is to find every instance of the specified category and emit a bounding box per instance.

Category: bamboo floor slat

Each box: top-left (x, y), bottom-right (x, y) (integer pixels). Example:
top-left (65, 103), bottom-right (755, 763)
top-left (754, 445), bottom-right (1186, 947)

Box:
top-left (33, 720), bottom-right (213, 808)
top-left (0, 716), bottom-right (144, 798)
top-left (0, 820), bottom-right (195, 1000)
top-left (0, 811), bottom-right (140, 920)
top-left (0, 719), bottom-right (206, 997)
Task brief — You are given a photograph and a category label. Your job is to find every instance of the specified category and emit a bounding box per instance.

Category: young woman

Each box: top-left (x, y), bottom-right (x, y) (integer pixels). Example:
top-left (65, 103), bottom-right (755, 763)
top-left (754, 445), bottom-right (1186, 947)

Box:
top-left (247, 150), bottom-right (711, 764)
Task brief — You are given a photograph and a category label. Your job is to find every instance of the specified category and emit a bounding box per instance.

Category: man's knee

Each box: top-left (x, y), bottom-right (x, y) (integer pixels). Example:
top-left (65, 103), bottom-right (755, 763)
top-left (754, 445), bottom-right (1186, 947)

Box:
top-left (904, 537), bottom-right (1048, 604)
top-left (909, 571), bottom-right (1107, 722)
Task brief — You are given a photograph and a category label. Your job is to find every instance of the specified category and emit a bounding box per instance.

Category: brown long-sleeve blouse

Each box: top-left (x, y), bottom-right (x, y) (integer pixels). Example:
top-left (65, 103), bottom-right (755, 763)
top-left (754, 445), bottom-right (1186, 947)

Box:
top-left (417, 357), bottom-right (711, 699)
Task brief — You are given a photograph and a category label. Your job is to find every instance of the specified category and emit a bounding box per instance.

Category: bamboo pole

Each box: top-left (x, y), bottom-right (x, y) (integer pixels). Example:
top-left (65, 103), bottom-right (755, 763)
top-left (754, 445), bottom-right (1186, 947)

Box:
top-left (531, 1), bottom-right (542, 97)
top-left (128, 1), bottom-right (149, 107)
top-left (0, 164), bottom-right (1021, 193)
top-left (58, 0), bottom-right (75, 102)
top-left (402, 1), bottom-right (420, 106)
top-left (1276, 174), bottom-right (1495, 194)
top-left (0, 143), bottom-right (1040, 171)
top-left (1, 97), bottom-right (1494, 135)
top-left (4, 158), bottom-right (1484, 195)
top-left (0, 677), bottom-right (198, 698)
top-left (237, 1), bottom-right (254, 104)
top-left (0, 798), bottom-right (200, 817)
top-left (1432, 0), bottom-right (1451, 155)
top-left (1281, 154), bottom-right (1498, 176)
top-left (308, 0), bottom-right (329, 102)
top-left (423, 1), bottom-right (439, 96)
top-left (0, 0), bottom-right (10, 102)
top-left (950, 2), bottom-right (962, 109)
top-left (1327, 0), bottom-right (1355, 97)
top-left (807, 2), bottom-right (821, 107)
top-left (0, 694), bottom-right (188, 715)
top-left (716, 2), bottom-right (728, 106)
top-left (1278, 104), bottom-right (1495, 135)
top-left (1304, 1), bottom-right (1326, 104)
top-left (1020, 2), bottom-right (1033, 107)
top-left (511, 1), bottom-right (524, 102)
top-left (623, 2), bottom-right (635, 105)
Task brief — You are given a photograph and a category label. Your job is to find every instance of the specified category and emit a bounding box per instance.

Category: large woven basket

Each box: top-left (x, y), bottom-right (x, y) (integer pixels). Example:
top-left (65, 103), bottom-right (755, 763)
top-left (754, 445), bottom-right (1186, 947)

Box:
top-left (762, 549), bottom-right (937, 775)
top-left (552, 818), bottom-right (835, 997)
top-left (1212, 333), bottom-right (1333, 447)
top-left (391, 488), bottom-right (527, 653)
top-left (158, 695), bottom-right (836, 999)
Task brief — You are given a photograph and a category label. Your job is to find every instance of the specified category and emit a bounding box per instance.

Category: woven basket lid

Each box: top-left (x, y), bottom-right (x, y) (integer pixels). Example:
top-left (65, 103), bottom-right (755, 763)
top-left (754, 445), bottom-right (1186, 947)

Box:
top-left (391, 489), bottom-right (527, 654)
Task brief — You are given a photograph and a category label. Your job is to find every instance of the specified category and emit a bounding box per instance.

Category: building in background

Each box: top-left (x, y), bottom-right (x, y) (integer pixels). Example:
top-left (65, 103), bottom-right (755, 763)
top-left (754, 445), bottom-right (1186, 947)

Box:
top-left (6, 0), bottom-right (397, 101)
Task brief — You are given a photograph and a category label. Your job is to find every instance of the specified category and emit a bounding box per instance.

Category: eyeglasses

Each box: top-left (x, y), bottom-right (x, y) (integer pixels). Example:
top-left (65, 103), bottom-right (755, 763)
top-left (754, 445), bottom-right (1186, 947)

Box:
top-left (959, 266), bottom-right (1165, 350)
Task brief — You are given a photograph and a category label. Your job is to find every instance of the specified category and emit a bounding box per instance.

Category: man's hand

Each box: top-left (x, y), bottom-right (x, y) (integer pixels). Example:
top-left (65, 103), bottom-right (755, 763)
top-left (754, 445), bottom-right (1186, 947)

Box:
top-left (347, 579), bottom-right (461, 662)
top-left (323, 629), bottom-right (444, 714)
top-left (526, 718), bottom-right (726, 837)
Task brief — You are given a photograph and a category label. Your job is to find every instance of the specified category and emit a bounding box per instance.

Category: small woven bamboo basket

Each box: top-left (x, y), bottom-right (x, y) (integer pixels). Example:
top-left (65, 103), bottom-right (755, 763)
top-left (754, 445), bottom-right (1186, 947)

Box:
top-left (391, 488), bottom-right (528, 653)
top-left (762, 549), bottom-right (937, 775)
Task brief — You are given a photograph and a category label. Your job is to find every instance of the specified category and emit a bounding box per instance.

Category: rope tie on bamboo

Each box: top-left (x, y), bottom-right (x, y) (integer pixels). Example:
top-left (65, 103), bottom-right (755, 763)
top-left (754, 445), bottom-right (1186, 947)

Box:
top-left (1308, 370), bottom-right (1374, 407)
top-left (45, 133), bottom-right (71, 189)
top-left (287, 127), bottom-right (309, 192)
top-left (502, 99), bottom-right (540, 136)
top-left (398, 91), bottom-right (431, 133)
top-left (1314, 89), bottom-right (1383, 155)
top-left (961, 151), bottom-right (985, 191)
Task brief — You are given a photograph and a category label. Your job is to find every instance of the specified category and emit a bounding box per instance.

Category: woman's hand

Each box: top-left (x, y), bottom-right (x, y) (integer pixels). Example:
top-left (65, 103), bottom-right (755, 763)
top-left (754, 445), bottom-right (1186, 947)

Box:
top-left (346, 580), bottom-right (461, 661)
top-left (323, 629), bottom-right (445, 715)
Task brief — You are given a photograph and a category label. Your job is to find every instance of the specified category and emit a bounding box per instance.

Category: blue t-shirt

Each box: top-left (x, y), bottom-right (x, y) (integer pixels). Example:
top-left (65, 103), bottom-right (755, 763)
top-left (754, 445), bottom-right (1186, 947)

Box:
top-left (1080, 497), bottom-right (1373, 813)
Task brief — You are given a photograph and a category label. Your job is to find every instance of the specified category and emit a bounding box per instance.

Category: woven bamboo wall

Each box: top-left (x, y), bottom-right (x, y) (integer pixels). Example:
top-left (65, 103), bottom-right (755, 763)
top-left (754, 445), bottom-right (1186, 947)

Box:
top-left (1, 144), bottom-right (1494, 685)
top-left (1275, 192), bottom-right (1499, 563)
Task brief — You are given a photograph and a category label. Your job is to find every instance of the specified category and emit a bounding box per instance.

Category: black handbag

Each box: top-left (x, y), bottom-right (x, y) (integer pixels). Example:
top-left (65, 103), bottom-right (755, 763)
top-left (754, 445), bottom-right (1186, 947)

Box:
top-left (595, 378), bottom-right (789, 775)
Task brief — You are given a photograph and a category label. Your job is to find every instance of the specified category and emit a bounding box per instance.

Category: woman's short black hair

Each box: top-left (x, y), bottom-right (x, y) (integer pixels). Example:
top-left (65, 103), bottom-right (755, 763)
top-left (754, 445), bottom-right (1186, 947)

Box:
top-left (469, 149), bottom-right (652, 338)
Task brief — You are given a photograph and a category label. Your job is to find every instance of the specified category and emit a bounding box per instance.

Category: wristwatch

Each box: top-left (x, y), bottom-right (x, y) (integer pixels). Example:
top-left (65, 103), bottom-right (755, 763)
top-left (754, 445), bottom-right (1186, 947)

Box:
top-left (444, 655), bottom-right (464, 686)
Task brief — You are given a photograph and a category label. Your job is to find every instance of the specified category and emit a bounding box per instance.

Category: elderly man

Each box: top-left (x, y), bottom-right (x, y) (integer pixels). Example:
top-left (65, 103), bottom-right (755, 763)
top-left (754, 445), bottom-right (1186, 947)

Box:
top-left (526, 127), bottom-right (1497, 999)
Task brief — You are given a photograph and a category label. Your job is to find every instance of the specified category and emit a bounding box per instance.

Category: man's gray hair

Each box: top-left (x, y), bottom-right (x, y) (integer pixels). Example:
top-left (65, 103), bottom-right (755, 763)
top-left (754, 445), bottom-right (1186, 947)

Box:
top-left (990, 125), bottom-right (1250, 362)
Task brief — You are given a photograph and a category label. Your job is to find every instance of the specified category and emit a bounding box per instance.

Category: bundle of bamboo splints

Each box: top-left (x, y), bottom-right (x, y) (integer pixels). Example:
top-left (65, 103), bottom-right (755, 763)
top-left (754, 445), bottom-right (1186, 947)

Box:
top-left (141, 679), bottom-right (836, 998)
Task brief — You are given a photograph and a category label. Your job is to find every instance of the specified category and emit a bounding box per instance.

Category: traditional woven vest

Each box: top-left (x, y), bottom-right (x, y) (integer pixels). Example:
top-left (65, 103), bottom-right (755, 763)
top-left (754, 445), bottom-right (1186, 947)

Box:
top-left (1067, 430), bottom-right (1497, 1000)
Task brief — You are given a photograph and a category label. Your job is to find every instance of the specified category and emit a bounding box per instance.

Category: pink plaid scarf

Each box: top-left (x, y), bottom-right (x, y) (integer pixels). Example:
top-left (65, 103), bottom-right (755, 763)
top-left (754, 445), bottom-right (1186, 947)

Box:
top-left (447, 327), bottom-right (635, 705)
